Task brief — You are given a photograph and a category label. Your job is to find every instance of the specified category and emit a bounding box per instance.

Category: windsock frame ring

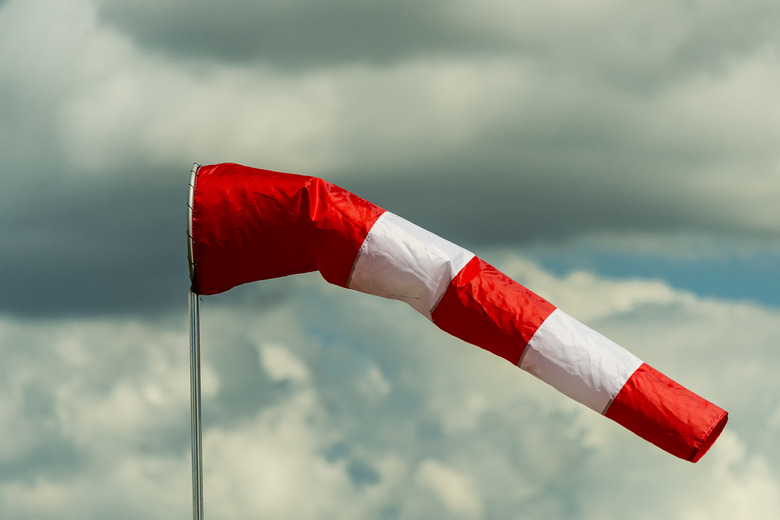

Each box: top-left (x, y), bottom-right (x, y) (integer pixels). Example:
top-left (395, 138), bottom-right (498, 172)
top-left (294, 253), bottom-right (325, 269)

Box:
top-left (187, 163), bottom-right (200, 284)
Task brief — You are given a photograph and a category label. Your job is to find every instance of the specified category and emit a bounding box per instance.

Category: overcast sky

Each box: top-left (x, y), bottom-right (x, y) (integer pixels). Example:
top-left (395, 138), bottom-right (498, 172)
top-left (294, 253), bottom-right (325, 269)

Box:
top-left (2, 0), bottom-right (780, 518)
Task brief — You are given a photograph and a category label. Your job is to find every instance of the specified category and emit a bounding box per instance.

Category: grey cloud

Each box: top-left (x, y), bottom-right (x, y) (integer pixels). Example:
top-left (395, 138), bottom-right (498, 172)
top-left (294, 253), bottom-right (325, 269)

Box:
top-left (0, 126), bottom-right (770, 319)
top-left (0, 146), bottom-right (757, 319)
top-left (3, 0), bottom-right (778, 321)
top-left (97, 0), bottom-right (497, 69)
top-left (0, 383), bottom-right (84, 483)
top-left (1, 169), bottom-right (190, 317)
top-left (0, 92), bottom-right (190, 317)
top-left (533, 3), bottom-right (780, 92)
top-left (337, 135), bottom-right (753, 250)
top-left (95, 0), bottom-right (780, 88)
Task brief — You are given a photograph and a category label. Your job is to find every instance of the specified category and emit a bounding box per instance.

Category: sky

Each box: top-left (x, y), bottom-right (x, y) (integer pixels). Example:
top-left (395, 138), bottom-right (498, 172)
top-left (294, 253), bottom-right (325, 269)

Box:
top-left (1, 0), bottom-right (779, 518)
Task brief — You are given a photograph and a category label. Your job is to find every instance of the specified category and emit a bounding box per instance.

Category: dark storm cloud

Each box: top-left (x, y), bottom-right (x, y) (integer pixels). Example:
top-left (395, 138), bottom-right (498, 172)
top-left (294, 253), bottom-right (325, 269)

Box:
top-left (3, 0), bottom-right (778, 320)
top-left (330, 91), bottom-right (764, 248)
top-left (0, 168), bottom-right (189, 317)
top-left (97, 0), bottom-right (497, 69)
top-left (96, 0), bottom-right (780, 87)
top-left (340, 153), bottom-right (721, 250)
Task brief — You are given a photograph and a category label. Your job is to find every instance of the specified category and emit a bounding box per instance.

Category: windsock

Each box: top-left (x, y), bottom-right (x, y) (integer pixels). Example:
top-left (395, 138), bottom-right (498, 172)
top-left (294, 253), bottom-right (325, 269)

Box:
top-left (188, 163), bottom-right (727, 462)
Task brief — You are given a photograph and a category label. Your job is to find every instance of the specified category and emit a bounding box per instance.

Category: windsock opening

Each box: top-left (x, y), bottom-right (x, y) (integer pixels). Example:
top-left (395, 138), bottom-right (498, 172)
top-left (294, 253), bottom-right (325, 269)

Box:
top-left (691, 409), bottom-right (728, 462)
top-left (187, 163), bottom-right (200, 283)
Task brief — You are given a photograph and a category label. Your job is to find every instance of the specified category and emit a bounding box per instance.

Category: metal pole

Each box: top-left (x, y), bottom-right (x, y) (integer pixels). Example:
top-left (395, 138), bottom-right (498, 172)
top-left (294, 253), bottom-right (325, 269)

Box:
top-left (189, 291), bottom-right (204, 520)
top-left (189, 290), bottom-right (204, 520)
top-left (187, 162), bottom-right (203, 519)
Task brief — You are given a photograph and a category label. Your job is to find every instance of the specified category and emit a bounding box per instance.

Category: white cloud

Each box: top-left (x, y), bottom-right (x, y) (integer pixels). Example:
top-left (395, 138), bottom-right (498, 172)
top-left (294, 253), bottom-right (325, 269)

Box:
top-left (56, 48), bottom-right (530, 177)
top-left (415, 459), bottom-right (483, 518)
top-left (355, 363), bottom-right (392, 401)
top-left (204, 389), bottom-right (346, 519)
top-left (0, 315), bottom-right (193, 520)
top-left (494, 254), bottom-right (685, 322)
top-left (259, 342), bottom-right (311, 384)
top-left (678, 432), bottom-right (780, 520)
top-left (1, 254), bottom-right (780, 518)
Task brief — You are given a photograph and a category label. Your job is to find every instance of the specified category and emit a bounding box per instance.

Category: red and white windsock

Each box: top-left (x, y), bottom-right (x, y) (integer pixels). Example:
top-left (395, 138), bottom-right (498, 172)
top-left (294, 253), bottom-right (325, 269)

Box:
top-left (188, 163), bottom-right (727, 462)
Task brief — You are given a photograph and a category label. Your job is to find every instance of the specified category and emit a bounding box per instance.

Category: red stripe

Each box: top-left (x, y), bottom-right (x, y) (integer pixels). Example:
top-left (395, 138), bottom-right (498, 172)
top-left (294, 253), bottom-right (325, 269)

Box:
top-left (307, 177), bottom-right (386, 287)
top-left (432, 257), bottom-right (556, 365)
top-left (605, 363), bottom-right (728, 462)
top-left (192, 163), bottom-right (384, 294)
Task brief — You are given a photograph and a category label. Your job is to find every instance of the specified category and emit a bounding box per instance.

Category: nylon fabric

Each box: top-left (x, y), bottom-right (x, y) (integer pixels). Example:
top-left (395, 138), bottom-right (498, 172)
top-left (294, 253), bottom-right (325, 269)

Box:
top-left (191, 163), bottom-right (384, 294)
top-left (520, 309), bottom-right (643, 413)
top-left (432, 257), bottom-right (556, 365)
top-left (605, 363), bottom-right (728, 462)
top-left (348, 212), bottom-right (474, 318)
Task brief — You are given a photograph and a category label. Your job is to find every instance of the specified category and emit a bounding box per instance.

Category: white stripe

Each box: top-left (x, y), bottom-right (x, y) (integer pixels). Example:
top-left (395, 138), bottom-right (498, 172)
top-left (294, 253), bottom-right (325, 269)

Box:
top-left (348, 212), bottom-right (474, 318)
top-left (519, 309), bottom-right (643, 413)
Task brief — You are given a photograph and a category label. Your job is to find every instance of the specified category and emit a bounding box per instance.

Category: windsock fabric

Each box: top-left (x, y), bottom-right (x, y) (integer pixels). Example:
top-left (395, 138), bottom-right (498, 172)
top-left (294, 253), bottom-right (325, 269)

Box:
top-left (189, 163), bottom-right (727, 462)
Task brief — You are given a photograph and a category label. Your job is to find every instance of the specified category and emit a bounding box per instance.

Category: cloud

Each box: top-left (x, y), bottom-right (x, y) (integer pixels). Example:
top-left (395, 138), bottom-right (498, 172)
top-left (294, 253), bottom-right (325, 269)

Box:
top-left (2, 1), bottom-right (779, 518)
top-left (96, 0), bottom-right (499, 69)
top-left (415, 459), bottom-right (483, 518)
top-left (2, 256), bottom-right (779, 519)
top-left (95, 0), bottom-right (780, 86)
top-left (259, 342), bottom-right (311, 384)
top-left (0, 313), bottom-right (193, 519)
top-left (676, 433), bottom-right (780, 520)
top-left (0, 170), bottom-right (190, 316)
top-left (2, 0), bottom-right (779, 319)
